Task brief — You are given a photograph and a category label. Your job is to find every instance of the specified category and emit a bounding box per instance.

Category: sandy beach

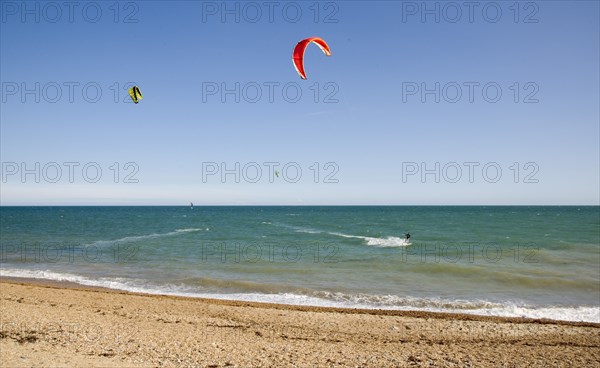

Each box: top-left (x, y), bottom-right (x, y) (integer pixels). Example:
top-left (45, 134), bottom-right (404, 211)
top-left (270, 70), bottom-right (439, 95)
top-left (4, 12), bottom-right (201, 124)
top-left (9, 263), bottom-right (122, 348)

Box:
top-left (0, 279), bottom-right (598, 367)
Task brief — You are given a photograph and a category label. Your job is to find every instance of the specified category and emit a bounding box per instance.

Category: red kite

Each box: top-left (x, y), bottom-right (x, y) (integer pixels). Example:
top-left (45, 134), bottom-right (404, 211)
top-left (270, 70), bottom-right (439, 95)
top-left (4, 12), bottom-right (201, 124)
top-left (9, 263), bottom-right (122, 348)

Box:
top-left (292, 37), bottom-right (331, 80)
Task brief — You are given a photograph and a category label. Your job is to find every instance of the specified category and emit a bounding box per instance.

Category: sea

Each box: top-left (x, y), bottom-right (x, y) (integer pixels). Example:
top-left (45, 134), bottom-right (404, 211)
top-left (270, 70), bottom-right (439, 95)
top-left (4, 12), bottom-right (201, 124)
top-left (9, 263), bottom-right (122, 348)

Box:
top-left (1, 206), bottom-right (598, 323)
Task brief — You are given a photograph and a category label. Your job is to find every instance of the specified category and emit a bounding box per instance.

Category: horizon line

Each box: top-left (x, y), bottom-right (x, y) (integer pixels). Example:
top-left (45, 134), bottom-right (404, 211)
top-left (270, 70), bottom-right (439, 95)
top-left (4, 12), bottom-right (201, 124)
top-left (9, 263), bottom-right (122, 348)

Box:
top-left (1, 204), bottom-right (599, 207)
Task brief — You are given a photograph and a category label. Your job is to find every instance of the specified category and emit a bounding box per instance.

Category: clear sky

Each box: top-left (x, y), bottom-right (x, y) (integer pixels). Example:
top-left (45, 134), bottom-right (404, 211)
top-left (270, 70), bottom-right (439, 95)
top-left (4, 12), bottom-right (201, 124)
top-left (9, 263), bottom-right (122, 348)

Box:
top-left (1, 0), bottom-right (599, 205)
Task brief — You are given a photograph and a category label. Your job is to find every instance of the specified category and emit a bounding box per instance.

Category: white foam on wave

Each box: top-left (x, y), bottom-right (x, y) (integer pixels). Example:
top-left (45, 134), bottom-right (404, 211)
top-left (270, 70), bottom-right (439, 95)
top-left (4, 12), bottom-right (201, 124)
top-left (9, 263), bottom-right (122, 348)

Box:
top-left (297, 228), bottom-right (322, 234)
top-left (275, 223), bottom-right (322, 234)
top-left (0, 268), bottom-right (138, 290)
top-left (281, 223), bottom-right (410, 247)
top-left (314, 291), bottom-right (600, 323)
top-left (365, 236), bottom-right (410, 247)
top-left (471, 304), bottom-right (600, 323)
top-left (329, 232), bottom-right (410, 247)
top-left (2, 268), bottom-right (597, 323)
top-left (87, 228), bottom-right (203, 247)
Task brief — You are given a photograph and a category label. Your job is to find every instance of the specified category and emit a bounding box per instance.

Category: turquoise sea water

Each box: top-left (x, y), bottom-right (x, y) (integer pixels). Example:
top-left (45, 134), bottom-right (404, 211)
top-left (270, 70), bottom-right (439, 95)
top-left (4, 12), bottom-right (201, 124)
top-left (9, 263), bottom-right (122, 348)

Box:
top-left (1, 206), bottom-right (599, 322)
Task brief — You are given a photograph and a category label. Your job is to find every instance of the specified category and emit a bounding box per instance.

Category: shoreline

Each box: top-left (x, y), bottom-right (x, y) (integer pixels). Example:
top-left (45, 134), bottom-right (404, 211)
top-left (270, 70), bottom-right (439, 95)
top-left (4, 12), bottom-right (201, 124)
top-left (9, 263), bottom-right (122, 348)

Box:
top-left (2, 278), bottom-right (599, 367)
top-left (1, 277), bottom-right (598, 328)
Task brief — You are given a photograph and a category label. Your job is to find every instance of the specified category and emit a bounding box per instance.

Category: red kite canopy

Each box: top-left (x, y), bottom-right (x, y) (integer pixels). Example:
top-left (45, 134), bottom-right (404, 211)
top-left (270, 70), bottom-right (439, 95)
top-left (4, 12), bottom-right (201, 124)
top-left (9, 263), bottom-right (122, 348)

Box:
top-left (292, 37), bottom-right (331, 80)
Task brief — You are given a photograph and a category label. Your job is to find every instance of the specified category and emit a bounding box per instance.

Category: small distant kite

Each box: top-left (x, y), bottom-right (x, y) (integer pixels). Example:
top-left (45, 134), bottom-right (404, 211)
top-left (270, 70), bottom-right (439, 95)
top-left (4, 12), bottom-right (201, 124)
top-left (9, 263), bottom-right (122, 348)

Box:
top-left (128, 86), bottom-right (143, 104)
top-left (292, 37), bottom-right (331, 80)
top-left (275, 170), bottom-right (280, 178)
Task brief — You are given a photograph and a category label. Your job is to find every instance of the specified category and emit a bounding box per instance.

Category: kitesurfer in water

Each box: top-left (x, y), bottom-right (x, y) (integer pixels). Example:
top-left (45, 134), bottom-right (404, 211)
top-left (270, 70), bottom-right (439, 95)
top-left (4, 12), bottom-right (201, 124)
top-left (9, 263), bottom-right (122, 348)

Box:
top-left (405, 233), bottom-right (411, 243)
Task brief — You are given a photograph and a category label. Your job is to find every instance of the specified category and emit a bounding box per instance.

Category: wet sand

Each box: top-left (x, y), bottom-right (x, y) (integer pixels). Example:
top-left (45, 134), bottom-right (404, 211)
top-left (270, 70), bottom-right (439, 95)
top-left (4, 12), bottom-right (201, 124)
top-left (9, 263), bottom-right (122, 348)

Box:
top-left (1, 278), bottom-right (599, 367)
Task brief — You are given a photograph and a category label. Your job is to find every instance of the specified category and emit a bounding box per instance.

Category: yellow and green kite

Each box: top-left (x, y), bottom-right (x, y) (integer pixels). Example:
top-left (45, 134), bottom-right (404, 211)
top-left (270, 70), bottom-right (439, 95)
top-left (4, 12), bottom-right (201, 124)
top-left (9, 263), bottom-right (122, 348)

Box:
top-left (128, 86), bottom-right (143, 104)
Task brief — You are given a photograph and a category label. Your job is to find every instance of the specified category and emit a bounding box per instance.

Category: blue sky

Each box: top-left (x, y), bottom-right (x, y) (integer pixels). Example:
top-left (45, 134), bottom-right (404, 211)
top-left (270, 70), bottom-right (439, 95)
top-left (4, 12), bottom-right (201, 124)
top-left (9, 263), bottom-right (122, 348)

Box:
top-left (1, 0), bottom-right (599, 205)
